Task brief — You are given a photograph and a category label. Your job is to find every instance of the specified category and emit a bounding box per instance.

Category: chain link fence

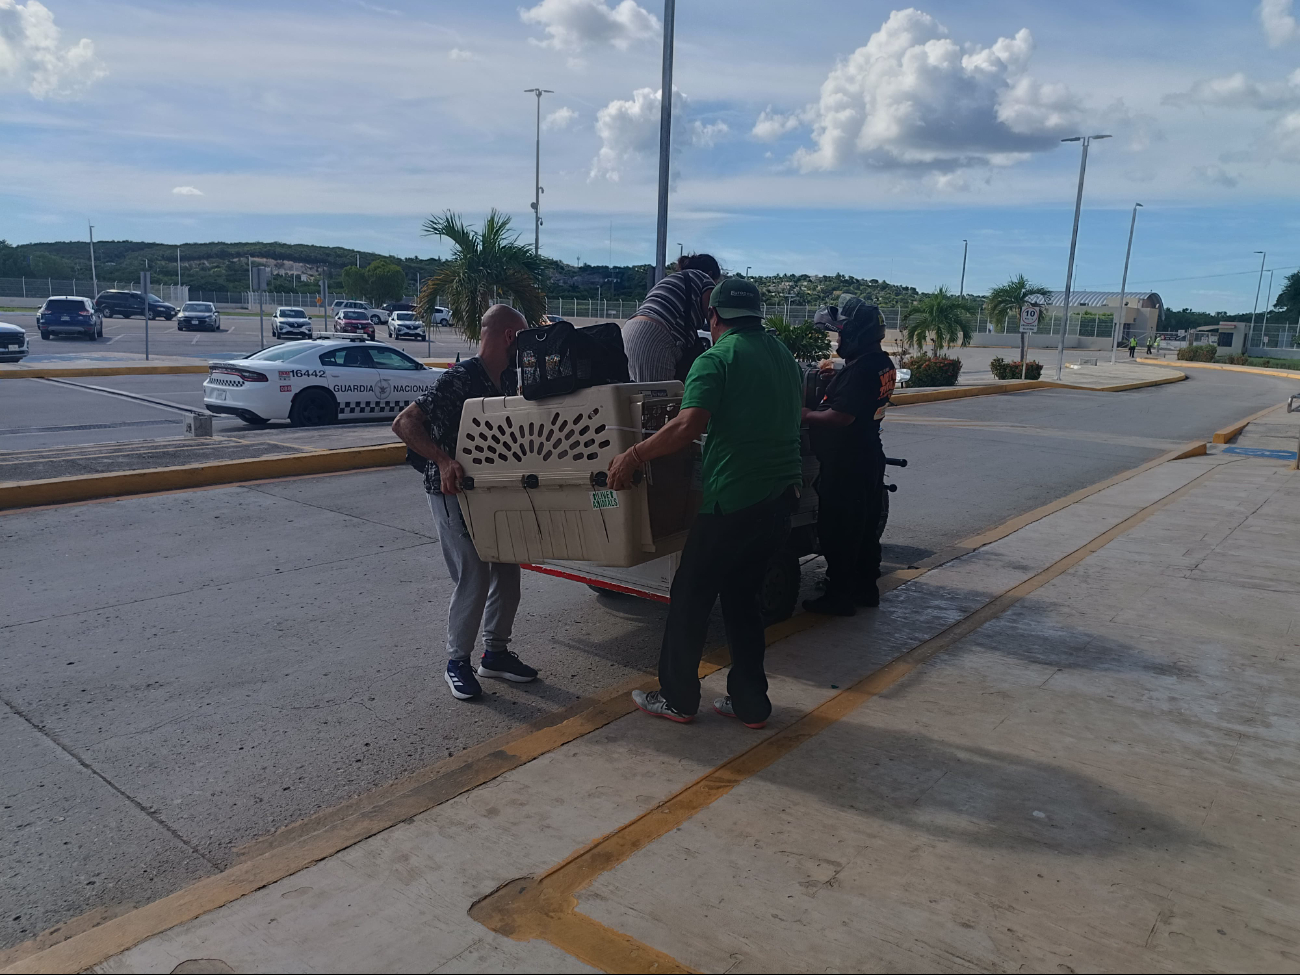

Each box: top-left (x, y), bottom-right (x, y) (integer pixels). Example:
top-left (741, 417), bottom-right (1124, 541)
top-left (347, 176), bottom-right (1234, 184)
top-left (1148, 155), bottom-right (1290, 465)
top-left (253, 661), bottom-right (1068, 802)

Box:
top-left (1, 278), bottom-right (1124, 339)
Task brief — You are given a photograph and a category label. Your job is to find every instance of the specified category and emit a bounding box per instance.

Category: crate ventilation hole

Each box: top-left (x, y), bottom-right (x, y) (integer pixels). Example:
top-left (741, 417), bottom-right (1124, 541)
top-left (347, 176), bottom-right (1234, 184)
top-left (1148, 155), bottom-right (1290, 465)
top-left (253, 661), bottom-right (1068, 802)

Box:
top-left (461, 408), bottom-right (611, 466)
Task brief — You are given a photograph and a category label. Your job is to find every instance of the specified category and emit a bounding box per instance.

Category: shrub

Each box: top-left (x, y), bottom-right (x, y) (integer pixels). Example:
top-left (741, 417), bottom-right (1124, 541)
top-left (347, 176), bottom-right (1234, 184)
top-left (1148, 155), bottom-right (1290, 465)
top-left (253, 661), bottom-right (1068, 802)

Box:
top-left (1246, 356), bottom-right (1300, 370)
top-left (989, 356), bottom-right (1043, 380)
top-left (764, 315), bottom-right (831, 362)
top-left (901, 351), bottom-right (963, 387)
top-left (1176, 344), bottom-right (1217, 362)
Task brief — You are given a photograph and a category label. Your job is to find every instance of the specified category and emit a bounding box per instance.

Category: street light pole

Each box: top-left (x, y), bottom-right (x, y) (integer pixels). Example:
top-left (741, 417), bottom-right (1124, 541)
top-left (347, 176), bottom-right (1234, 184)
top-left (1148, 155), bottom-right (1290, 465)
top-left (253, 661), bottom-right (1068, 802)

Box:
top-left (1250, 251), bottom-right (1267, 349)
top-left (1111, 202), bottom-right (1142, 364)
top-left (88, 222), bottom-right (98, 300)
top-left (1262, 269), bottom-right (1275, 343)
top-left (1055, 134), bottom-right (1111, 380)
top-left (959, 239), bottom-right (968, 298)
top-left (653, 0), bottom-right (676, 284)
top-left (524, 87), bottom-right (552, 255)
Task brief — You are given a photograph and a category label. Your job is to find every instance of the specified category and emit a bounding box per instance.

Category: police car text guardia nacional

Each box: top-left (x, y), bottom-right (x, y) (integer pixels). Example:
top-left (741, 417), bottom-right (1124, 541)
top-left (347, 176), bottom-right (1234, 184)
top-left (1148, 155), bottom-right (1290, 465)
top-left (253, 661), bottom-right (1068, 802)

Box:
top-left (204, 335), bottom-right (444, 426)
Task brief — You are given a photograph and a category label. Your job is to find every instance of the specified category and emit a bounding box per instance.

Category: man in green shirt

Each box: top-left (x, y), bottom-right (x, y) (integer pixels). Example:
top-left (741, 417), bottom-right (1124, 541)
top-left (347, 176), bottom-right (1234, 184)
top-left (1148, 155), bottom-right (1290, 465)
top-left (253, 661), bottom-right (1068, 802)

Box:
top-left (607, 277), bottom-right (803, 728)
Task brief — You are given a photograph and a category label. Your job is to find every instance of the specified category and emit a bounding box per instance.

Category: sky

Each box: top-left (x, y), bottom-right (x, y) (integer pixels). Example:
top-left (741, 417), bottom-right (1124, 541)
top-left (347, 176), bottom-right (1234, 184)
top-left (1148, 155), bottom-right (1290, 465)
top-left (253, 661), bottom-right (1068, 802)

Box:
top-left (2, 0), bottom-right (1300, 311)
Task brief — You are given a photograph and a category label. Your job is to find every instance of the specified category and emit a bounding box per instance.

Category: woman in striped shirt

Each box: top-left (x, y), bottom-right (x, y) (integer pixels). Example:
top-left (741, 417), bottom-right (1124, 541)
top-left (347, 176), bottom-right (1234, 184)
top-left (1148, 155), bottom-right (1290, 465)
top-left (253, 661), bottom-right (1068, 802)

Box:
top-left (624, 254), bottom-right (722, 382)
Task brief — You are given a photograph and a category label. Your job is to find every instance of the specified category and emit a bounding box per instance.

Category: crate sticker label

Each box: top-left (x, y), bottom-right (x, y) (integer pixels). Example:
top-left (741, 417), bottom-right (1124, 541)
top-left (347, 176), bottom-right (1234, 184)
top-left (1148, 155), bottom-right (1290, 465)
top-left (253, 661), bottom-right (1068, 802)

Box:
top-left (591, 489), bottom-right (619, 509)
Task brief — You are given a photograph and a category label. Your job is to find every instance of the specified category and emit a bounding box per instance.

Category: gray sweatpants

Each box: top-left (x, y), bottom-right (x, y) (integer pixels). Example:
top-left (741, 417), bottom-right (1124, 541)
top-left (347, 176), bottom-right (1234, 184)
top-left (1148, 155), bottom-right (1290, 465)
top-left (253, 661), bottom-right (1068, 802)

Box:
top-left (428, 492), bottom-right (521, 661)
top-left (623, 316), bottom-right (680, 382)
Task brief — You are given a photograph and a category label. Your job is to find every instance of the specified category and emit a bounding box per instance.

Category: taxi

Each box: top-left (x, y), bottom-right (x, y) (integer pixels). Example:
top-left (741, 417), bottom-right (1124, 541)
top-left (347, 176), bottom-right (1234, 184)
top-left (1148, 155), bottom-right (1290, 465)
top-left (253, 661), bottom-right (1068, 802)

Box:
top-left (203, 335), bottom-right (443, 426)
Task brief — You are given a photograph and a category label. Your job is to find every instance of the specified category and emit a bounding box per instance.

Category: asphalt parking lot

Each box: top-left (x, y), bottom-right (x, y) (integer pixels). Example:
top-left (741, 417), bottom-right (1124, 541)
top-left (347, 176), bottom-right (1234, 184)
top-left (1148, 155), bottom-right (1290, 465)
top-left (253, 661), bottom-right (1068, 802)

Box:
top-left (2, 365), bottom-right (1298, 951)
top-left (0, 309), bottom-right (478, 362)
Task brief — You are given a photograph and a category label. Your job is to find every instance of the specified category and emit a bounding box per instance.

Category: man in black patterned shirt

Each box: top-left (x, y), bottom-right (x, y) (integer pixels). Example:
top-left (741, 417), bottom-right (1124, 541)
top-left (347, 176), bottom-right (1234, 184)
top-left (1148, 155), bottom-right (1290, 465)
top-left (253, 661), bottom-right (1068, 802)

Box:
top-left (393, 305), bottom-right (540, 701)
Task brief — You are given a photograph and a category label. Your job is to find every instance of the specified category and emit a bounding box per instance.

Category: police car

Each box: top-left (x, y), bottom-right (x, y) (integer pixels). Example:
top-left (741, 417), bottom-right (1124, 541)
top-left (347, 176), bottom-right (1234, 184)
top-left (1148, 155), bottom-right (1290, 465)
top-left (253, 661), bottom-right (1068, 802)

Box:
top-left (203, 335), bottom-right (443, 426)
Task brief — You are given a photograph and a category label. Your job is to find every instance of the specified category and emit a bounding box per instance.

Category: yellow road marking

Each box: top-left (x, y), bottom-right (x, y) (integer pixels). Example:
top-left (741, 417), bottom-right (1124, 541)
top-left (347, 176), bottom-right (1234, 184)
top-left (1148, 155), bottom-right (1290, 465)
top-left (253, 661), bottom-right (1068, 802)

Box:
top-left (469, 463), bottom-right (1225, 973)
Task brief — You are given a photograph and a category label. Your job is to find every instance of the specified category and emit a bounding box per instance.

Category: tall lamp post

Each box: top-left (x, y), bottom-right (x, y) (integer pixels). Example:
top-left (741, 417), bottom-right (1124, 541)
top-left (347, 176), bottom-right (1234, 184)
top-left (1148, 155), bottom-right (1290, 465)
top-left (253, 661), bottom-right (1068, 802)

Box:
top-left (88, 222), bottom-right (98, 300)
top-left (524, 88), bottom-right (552, 255)
top-left (653, 0), bottom-right (677, 283)
top-left (1250, 250), bottom-right (1267, 348)
top-left (1054, 133), bottom-right (1111, 380)
top-left (959, 239), bottom-right (968, 297)
top-left (1111, 202), bottom-right (1143, 363)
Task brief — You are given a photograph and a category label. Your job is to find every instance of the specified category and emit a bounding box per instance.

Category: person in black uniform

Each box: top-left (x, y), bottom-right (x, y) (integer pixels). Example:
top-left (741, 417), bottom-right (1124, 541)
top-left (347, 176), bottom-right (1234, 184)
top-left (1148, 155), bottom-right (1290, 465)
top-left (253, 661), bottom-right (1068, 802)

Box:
top-left (801, 295), bottom-right (896, 616)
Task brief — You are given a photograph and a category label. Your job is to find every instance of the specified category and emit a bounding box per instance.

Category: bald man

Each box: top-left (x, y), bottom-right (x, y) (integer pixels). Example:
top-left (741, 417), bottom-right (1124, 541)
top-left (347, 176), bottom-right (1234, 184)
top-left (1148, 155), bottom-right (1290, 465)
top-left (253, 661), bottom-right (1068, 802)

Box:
top-left (393, 305), bottom-right (541, 701)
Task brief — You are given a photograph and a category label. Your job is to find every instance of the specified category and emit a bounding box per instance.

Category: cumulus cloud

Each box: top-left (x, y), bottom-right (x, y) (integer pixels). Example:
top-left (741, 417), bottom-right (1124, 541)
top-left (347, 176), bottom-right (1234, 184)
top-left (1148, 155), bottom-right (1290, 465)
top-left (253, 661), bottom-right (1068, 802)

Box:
top-left (0, 0), bottom-right (105, 99)
top-left (792, 8), bottom-right (1082, 173)
top-left (1165, 69), bottom-right (1300, 159)
top-left (751, 107), bottom-right (805, 142)
top-left (1193, 165), bottom-right (1239, 188)
top-left (1261, 0), bottom-right (1299, 46)
top-left (1164, 70), bottom-right (1300, 110)
top-left (520, 0), bottom-right (658, 53)
top-left (543, 106), bottom-right (577, 130)
top-left (448, 47), bottom-right (476, 61)
top-left (591, 86), bottom-right (675, 180)
top-left (691, 119), bottom-right (728, 148)
top-left (172, 186), bottom-right (204, 196)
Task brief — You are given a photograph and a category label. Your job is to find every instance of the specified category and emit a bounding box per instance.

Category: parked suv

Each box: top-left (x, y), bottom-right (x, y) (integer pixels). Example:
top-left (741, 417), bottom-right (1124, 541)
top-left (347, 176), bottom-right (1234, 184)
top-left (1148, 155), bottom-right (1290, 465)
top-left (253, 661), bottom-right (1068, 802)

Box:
top-left (0, 321), bottom-right (30, 361)
top-left (38, 296), bottom-right (102, 340)
top-left (272, 306), bottom-right (313, 339)
top-left (329, 298), bottom-right (386, 326)
top-left (94, 290), bottom-right (177, 320)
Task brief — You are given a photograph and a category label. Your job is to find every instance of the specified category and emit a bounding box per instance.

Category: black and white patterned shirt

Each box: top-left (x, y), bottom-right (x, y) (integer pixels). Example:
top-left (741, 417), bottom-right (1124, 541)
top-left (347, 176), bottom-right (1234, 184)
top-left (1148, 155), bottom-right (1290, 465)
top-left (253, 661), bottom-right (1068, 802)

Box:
top-left (633, 269), bottom-right (714, 354)
top-left (415, 356), bottom-right (517, 494)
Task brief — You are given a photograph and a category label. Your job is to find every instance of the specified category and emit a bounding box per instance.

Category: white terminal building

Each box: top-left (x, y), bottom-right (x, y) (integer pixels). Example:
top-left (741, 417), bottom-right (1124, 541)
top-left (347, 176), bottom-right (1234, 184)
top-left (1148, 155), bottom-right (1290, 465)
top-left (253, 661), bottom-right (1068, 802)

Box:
top-left (1045, 291), bottom-right (1164, 340)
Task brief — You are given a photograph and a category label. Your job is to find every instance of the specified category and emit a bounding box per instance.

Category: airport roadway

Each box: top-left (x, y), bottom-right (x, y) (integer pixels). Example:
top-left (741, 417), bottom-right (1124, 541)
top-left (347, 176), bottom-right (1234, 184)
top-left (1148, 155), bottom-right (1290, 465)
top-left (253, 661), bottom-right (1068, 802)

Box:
top-left (1, 363), bottom-right (1297, 952)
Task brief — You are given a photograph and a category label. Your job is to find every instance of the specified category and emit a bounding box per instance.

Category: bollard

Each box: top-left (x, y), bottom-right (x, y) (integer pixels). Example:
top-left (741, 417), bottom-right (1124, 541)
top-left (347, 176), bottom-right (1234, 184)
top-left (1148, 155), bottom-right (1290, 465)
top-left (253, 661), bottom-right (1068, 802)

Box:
top-left (184, 412), bottom-right (213, 438)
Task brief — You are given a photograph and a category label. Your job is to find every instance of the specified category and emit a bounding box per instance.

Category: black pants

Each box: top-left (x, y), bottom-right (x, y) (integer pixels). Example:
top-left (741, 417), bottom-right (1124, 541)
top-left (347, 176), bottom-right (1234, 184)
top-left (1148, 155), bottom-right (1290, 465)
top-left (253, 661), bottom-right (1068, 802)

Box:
top-left (658, 491), bottom-right (793, 723)
top-left (816, 445), bottom-right (885, 604)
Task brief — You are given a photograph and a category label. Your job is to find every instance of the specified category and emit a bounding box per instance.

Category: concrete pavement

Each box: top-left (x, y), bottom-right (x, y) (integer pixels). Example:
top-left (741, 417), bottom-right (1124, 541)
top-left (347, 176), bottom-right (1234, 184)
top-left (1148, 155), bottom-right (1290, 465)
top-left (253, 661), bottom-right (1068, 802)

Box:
top-left (4, 368), bottom-right (1300, 967)
top-left (28, 445), bottom-right (1296, 973)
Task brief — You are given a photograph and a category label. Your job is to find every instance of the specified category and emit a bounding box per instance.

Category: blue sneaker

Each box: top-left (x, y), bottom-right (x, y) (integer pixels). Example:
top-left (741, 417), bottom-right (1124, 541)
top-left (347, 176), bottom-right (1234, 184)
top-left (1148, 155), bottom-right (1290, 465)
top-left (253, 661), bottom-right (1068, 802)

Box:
top-left (445, 659), bottom-right (482, 700)
top-left (477, 650), bottom-right (538, 683)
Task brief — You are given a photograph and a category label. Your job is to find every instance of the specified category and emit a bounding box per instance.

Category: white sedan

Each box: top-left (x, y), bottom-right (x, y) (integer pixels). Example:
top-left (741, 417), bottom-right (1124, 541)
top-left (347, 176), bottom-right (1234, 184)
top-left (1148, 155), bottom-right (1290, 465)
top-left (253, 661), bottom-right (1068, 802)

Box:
top-left (204, 336), bottom-right (443, 426)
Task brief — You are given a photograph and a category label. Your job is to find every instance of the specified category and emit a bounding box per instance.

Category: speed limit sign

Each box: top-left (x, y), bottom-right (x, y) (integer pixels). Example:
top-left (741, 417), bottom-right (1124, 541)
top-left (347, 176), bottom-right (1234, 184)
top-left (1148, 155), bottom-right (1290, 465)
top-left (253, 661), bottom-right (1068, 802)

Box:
top-left (1019, 304), bottom-right (1040, 332)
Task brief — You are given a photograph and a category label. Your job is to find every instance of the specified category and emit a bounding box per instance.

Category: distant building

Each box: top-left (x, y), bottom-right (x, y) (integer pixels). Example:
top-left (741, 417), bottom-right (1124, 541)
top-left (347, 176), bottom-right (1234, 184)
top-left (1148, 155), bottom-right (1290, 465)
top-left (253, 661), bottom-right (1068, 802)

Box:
top-left (1045, 291), bottom-right (1164, 338)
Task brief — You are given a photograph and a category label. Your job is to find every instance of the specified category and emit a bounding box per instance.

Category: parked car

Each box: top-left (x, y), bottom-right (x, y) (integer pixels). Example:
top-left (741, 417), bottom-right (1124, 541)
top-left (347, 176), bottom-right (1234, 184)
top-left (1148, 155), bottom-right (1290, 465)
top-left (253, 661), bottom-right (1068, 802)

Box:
top-left (382, 301), bottom-right (414, 314)
top-left (387, 310), bottom-right (425, 341)
top-left (329, 299), bottom-right (386, 326)
top-left (334, 307), bottom-right (376, 339)
top-left (94, 290), bottom-right (177, 320)
top-left (177, 301), bottom-right (221, 331)
top-left (429, 305), bottom-right (451, 326)
top-left (272, 306), bottom-right (313, 339)
top-left (38, 296), bottom-right (102, 340)
top-left (0, 321), bottom-right (30, 361)
top-left (203, 337), bottom-right (443, 427)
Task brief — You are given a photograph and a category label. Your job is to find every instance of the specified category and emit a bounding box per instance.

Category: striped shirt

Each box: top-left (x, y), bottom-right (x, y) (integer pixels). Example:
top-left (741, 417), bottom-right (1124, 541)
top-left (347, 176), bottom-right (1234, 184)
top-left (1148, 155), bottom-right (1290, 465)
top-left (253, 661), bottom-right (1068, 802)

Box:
top-left (633, 269), bottom-right (714, 354)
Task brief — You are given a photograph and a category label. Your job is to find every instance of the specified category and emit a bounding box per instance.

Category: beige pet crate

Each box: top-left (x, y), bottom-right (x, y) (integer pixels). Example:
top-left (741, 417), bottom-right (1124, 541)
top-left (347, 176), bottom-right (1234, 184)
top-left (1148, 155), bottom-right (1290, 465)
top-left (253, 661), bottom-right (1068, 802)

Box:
top-left (454, 382), bottom-right (700, 566)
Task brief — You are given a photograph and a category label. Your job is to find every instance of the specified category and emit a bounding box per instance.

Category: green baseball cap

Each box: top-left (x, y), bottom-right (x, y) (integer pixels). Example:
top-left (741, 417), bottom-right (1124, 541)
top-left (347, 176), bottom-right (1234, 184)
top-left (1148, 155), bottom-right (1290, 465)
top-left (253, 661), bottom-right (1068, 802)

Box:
top-left (709, 277), bottom-right (763, 320)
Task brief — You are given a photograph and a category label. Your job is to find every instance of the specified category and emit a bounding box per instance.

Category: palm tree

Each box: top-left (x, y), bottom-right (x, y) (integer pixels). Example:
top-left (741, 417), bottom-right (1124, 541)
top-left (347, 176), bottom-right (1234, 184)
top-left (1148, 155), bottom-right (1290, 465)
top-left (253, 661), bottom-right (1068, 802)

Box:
top-left (902, 286), bottom-right (973, 353)
top-left (984, 274), bottom-right (1052, 333)
top-left (418, 209), bottom-right (547, 341)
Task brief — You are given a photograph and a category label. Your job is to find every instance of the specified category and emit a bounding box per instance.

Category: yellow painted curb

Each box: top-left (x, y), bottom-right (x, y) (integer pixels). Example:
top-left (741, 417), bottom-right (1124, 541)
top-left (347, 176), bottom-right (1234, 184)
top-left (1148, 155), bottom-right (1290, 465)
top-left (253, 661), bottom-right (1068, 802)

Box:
top-left (893, 380), bottom-right (1045, 405)
top-left (1041, 372), bottom-right (1186, 392)
top-left (0, 363), bottom-right (210, 379)
top-left (1148, 357), bottom-right (1300, 381)
top-left (892, 369), bottom-right (1184, 405)
top-left (0, 444), bottom-right (405, 512)
top-left (1211, 402), bottom-right (1282, 444)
